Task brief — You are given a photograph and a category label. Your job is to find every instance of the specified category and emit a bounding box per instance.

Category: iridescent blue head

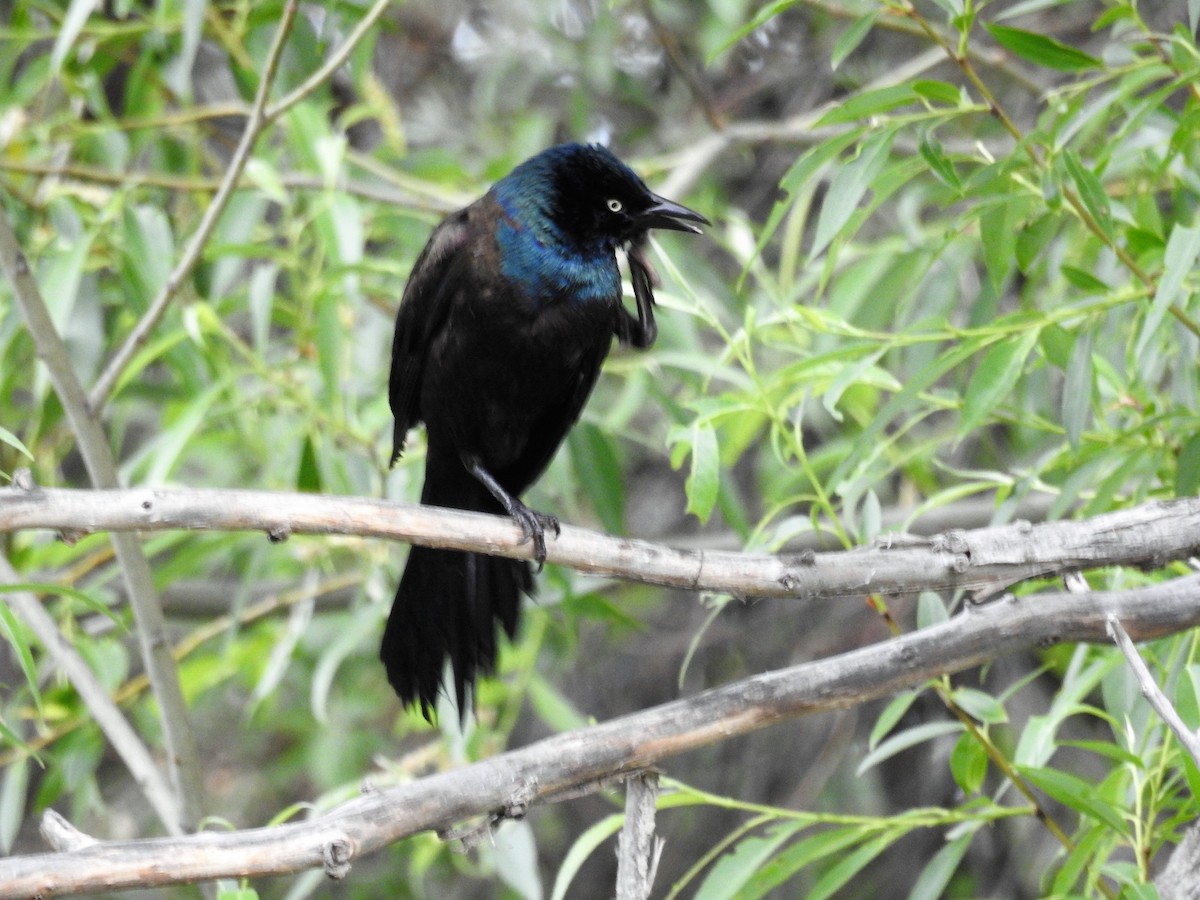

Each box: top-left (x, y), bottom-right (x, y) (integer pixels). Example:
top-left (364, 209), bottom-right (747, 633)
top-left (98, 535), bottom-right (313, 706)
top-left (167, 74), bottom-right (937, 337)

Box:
top-left (491, 143), bottom-right (708, 303)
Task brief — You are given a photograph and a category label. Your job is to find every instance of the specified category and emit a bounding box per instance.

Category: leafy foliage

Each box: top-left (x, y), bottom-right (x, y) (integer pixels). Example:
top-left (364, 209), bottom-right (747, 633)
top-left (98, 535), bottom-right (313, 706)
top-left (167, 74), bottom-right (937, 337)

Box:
top-left (2, 0), bottom-right (1200, 897)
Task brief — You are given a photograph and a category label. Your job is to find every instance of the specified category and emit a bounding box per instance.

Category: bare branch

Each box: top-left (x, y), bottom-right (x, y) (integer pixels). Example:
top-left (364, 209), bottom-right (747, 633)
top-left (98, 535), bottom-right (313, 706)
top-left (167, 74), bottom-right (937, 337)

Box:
top-left (616, 771), bottom-right (663, 900)
top-left (86, 0), bottom-right (302, 412)
top-left (0, 206), bottom-right (202, 829)
top-left (263, 0), bottom-right (395, 125)
top-left (1, 485), bottom-right (1198, 600)
top-left (1107, 615), bottom-right (1200, 768)
top-left (2, 573), bottom-right (1199, 897)
top-left (0, 557), bottom-right (182, 832)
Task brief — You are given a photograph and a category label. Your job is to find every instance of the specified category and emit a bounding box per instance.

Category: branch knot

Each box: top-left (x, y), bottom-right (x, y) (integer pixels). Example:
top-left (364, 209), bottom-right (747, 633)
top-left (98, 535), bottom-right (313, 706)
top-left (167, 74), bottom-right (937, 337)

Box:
top-left (322, 836), bottom-right (354, 880)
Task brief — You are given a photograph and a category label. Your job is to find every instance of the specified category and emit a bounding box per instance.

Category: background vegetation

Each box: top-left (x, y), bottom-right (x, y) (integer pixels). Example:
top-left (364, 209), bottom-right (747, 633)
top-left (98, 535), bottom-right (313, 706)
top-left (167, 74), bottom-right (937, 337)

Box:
top-left (3, 0), bottom-right (1200, 896)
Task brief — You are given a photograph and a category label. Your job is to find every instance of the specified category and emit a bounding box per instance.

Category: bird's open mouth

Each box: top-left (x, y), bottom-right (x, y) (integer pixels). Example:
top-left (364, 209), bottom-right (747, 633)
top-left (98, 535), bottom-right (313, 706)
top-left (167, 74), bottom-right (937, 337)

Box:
top-left (639, 193), bottom-right (710, 234)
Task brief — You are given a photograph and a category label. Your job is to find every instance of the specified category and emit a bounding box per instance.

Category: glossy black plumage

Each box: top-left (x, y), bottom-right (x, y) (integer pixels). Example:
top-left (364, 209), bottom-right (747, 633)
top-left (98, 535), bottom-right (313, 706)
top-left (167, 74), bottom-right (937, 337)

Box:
top-left (383, 143), bottom-right (707, 718)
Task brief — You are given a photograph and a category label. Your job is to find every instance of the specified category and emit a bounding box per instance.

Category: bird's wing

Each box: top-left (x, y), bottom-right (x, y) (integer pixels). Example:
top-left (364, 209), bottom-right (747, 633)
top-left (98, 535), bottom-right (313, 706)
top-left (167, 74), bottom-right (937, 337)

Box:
top-left (388, 209), bottom-right (471, 465)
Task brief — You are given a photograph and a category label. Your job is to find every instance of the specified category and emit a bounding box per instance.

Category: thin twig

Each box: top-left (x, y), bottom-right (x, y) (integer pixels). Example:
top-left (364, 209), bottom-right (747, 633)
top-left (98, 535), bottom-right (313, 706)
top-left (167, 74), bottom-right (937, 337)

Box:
top-left (263, 0), bottom-right (394, 125)
top-left (0, 202), bottom-right (203, 829)
top-left (0, 159), bottom-right (451, 210)
top-left (1107, 614), bottom-right (1200, 769)
top-left (657, 46), bottom-right (950, 199)
top-left (616, 771), bottom-right (663, 900)
top-left (86, 0), bottom-right (302, 413)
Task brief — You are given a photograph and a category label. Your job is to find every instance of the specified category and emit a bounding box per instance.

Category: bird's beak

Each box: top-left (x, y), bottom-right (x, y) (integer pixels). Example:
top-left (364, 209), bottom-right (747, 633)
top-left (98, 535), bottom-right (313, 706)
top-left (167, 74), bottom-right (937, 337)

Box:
top-left (639, 193), bottom-right (710, 234)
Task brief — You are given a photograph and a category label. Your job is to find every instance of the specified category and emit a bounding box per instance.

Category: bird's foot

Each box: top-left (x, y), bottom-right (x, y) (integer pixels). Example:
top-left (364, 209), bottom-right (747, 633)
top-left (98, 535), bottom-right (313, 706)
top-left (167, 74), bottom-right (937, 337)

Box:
top-left (462, 455), bottom-right (560, 571)
top-left (510, 501), bottom-right (560, 572)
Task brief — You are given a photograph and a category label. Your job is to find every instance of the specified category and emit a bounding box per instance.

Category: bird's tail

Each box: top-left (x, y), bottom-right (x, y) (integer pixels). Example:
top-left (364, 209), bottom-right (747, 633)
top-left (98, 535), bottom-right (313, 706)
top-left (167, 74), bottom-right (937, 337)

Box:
top-left (381, 452), bottom-right (533, 719)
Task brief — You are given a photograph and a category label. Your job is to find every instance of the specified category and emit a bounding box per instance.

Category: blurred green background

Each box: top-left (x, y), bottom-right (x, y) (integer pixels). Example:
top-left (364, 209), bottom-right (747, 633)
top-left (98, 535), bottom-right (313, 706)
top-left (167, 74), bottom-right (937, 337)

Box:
top-left (3, 1), bottom-right (1200, 897)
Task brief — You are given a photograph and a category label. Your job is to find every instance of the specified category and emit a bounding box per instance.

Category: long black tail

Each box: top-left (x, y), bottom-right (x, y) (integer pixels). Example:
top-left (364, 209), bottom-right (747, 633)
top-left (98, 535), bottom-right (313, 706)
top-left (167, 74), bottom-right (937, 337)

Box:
top-left (381, 450), bottom-right (533, 719)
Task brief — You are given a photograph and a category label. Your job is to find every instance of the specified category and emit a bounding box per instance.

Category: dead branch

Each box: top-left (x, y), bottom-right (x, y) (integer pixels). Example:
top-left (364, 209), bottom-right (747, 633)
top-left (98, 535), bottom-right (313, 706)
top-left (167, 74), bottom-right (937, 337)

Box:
top-left (2, 573), bottom-right (1199, 897)
top-left (2, 484), bottom-right (1199, 601)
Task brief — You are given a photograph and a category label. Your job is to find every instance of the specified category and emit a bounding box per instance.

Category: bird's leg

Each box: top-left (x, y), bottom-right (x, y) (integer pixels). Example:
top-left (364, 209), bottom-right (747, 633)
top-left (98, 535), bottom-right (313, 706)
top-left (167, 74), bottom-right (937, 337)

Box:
top-left (462, 455), bottom-right (560, 571)
top-left (618, 242), bottom-right (658, 349)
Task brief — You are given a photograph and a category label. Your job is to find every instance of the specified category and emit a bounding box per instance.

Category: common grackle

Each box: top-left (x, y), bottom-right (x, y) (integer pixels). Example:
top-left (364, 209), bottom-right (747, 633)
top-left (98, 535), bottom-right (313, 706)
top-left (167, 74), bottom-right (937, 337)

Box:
top-left (383, 143), bottom-right (707, 719)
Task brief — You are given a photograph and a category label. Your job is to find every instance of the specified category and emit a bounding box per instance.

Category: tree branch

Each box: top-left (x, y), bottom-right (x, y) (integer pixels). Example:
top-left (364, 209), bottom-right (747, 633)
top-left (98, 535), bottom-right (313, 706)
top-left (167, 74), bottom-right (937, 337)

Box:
top-left (2, 573), bottom-right (1198, 897)
top-left (0, 555), bottom-right (181, 832)
top-left (1, 484), bottom-right (1198, 600)
top-left (0, 207), bottom-right (203, 830)
top-left (616, 771), bottom-right (663, 900)
top-left (86, 0), bottom-right (302, 412)
top-left (262, 0), bottom-right (394, 126)
top-left (1108, 614), bottom-right (1200, 768)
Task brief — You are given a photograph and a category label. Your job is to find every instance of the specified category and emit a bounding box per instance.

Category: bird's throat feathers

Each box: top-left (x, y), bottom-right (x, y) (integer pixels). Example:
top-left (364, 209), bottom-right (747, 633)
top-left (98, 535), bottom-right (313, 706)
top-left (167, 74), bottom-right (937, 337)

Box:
top-left (491, 166), bottom-right (621, 307)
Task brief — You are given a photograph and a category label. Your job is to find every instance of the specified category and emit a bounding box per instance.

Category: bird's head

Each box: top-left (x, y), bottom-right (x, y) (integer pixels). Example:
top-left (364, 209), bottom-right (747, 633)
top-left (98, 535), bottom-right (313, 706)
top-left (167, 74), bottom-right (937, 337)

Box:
top-left (496, 143), bottom-right (709, 253)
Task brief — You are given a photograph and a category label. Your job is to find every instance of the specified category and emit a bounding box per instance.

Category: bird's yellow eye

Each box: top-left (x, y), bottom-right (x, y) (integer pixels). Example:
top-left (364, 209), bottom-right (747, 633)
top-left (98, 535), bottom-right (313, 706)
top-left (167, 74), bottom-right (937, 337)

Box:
top-left (606, 198), bottom-right (623, 213)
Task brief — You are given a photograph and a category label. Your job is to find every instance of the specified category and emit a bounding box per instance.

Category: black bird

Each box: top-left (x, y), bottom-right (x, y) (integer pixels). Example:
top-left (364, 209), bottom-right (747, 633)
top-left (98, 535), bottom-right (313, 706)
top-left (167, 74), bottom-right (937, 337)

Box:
top-left (383, 143), bottom-right (707, 718)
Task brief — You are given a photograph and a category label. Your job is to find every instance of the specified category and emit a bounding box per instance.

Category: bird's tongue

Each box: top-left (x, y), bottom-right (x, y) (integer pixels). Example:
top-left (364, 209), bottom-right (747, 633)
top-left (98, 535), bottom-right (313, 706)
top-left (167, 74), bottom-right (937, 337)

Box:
top-left (626, 242), bottom-right (661, 289)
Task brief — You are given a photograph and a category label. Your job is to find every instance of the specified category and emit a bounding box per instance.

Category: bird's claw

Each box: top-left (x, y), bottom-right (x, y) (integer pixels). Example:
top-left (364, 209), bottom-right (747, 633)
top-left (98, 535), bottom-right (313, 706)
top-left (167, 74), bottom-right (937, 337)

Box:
top-left (512, 504), bottom-right (560, 572)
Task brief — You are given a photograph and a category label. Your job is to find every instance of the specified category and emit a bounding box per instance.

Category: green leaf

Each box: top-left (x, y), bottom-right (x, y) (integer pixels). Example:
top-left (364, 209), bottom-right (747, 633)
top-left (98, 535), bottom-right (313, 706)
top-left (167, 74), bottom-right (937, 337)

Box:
top-left (1050, 820), bottom-right (1108, 895)
top-left (828, 338), bottom-right (984, 489)
top-left (0, 603), bottom-right (39, 717)
top-left (869, 689), bottom-right (920, 749)
top-left (1061, 264), bottom-right (1109, 292)
top-left (494, 819), bottom-right (541, 900)
top-left (919, 133), bottom-right (961, 194)
top-left (1062, 330), bottom-right (1093, 451)
top-left (316, 290), bottom-right (343, 404)
top-left (684, 421), bottom-right (720, 524)
top-left (0, 426), bottom-right (33, 461)
top-left (986, 24), bottom-right (1102, 71)
top-left (979, 201), bottom-right (1021, 292)
top-left (247, 263), bottom-right (277, 354)
top-left (1015, 213), bottom-right (1057, 272)
top-left (739, 826), bottom-right (870, 897)
top-left (907, 833), bottom-right (972, 900)
top-left (913, 79), bottom-right (963, 106)
top-left (949, 732), bottom-right (988, 794)
top-left (951, 687), bottom-right (1007, 724)
top-left (1063, 150), bottom-right (1113, 239)
top-left (51, 0), bottom-right (99, 72)
top-left (695, 820), bottom-right (807, 899)
top-left (528, 674), bottom-right (589, 732)
top-left (550, 814), bottom-right (624, 900)
top-left (958, 329), bottom-right (1041, 438)
top-left (1056, 740), bottom-right (1144, 768)
top-left (1135, 221), bottom-right (1200, 363)
top-left (816, 85), bottom-right (916, 127)
top-left (1019, 765), bottom-right (1129, 834)
top-left (831, 10), bottom-right (879, 70)
top-left (568, 423), bottom-right (625, 533)
top-left (123, 205), bottom-right (175, 301)
top-left (0, 759), bottom-right (30, 854)
top-left (917, 591), bottom-right (949, 628)
top-left (857, 721), bottom-right (963, 775)
top-left (162, 0), bottom-right (207, 97)
top-left (706, 0), bottom-right (801, 62)
top-left (810, 130), bottom-right (894, 260)
top-left (809, 831), bottom-right (899, 900)
top-left (0, 583), bottom-right (120, 624)
top-left (296, 433), bottom-right (323, 493)
top-left (744, 128), bottom-right (864, 283)
top-left (1178, 433), bottom-right (1200, 497)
